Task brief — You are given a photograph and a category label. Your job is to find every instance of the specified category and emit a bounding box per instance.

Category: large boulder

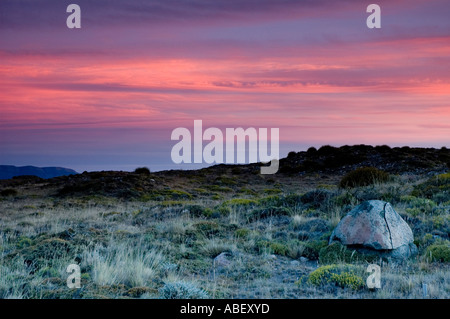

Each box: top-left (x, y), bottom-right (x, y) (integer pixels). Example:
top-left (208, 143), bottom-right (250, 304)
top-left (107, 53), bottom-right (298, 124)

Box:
top-left (329, 200), bottom-right (417, 260)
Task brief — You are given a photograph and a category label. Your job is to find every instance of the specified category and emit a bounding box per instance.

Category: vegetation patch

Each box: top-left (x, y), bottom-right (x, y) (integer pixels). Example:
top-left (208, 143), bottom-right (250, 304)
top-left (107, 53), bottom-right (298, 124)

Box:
top-left (318, 242), bottom-right (363, 264)
top-left (0, 145), bottom-right (449, 299)
top-left (134, 167), bottom-right (151, 175)
top-left (424, 243), bottom-right (450, 263)
top-left (159, 281), bottom-right (209, 299)
top-left (20, 238), bottom-right (75, 263)
top-left (307, 264), bottom-right (365, 290)
top-left (301, 240), bottom-right (328, 260)
top-left (249, 206), bottom-right (291, 221)
top-left (193, 221), bottom-right (220, 236)
top-left (235, 228), bottom-right (251, 238)
top-left (339, 167), bottom-right (389, 188)
top-left (225, 198), bottom-right (257, 207)
top-left (412, 173), bottom-right (450, 204)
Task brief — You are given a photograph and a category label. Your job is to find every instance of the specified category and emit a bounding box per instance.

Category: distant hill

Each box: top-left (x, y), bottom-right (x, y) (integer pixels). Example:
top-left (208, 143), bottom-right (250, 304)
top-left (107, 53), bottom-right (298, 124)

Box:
top-left (278, 145), bottom-right (450, 175)
top-left (0, 145), bottom-right (449, 198)
top-left (0, 165), bottom-right (78, 180)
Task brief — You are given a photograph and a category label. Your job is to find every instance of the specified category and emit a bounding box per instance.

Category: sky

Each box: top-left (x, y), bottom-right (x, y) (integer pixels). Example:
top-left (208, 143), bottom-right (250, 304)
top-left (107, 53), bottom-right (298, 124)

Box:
top-left (1, 0), bottom-right (449, 172)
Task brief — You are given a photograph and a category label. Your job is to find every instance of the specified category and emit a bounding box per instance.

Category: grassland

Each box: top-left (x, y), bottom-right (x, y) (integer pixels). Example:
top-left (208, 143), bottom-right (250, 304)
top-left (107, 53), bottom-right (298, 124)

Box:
top-left (0, 145), bottom-right (449, 299)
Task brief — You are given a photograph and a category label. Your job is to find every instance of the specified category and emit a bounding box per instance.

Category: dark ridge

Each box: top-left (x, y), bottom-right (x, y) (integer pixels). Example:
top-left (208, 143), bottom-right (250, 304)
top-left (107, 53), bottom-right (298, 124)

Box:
top-left (278, 145), bottom-right (450, 175)
top-left (1, 145), bottom-right (448, 199)
top-left (0, 165), bottom-right (78, 180)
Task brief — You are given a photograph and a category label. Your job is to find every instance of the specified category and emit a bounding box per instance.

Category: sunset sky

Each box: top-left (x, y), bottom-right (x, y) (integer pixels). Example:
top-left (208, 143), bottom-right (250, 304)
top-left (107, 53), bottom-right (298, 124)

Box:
top-left (1, 0), bottom-right (449, 172)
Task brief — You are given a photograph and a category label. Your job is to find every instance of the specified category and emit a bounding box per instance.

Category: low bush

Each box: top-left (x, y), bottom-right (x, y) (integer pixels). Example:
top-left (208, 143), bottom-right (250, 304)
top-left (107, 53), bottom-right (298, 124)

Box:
top-left (235, 228), bottom-right (251, 238)
top-left (269, 242), bottom-right (289, 256)
top-left (185, 205), bottom-right (211, 218)
top-left (339, 167), bottom-right (389, 188)
top-left (249, 206), bottom-right (292, 221)
top-left (424, 243), bottom-right (450, 263)
top-left (193, 221), bottom-right (220, 236)
top-left (307, 264), bottom-right (364, 290)
top-left (412, 173), bottom-right (450, 204)
top-left (134, 167), bottom-right (151, 175)
top-left (301, 240), bottom-right (328, 260)
top-left (401, 195), bottom-right (437, 216)
top-left (226, 198), bottom-right (257, 207)
top-left (162, 189), bottom-right (193, 200)
top-left (301, 189), bottom-right (332, 208)
top-left (159, 281), bottom-right (209, 299)
top-left (318, 242), bottom-right (361, 264)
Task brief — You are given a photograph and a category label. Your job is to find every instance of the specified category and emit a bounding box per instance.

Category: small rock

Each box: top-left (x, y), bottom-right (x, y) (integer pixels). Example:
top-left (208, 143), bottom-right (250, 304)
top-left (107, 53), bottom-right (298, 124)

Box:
top-left (290, 260), bottom-right (300, 266)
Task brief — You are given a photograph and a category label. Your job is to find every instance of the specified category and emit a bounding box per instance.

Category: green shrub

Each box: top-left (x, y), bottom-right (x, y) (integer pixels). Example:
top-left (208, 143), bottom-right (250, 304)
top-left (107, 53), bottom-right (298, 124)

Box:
top-left (257, 195), bottom-right (284, 207)
top-left (159, 200), bottom-right (187, 207)
top-left (301, 189), bottom-right (332, 207)
top-left (205, 185), bottom-right (233, 193)
top-left (193, 188), bottom-right (209, 195)
top-left (134, 167), bottom-right (151, 175)
top-left (20, 237), bottom-right (75, 268)
top-left (401, 195), bottom-right (437, 216)
top-left (401, 195), bottom-right (436, 207)
top-left (163, 189), bottom-right (193, 200)
top-left (339, 167), bottom-right (389, 188)
top-left (263, 188), bottom-right (282, 195)
top-left (285, 239), bottom-right (304, 259)
top-left (185, 205), bottom-right (209, 218)
top-left (235, 228), bottom-right (251, 238)
top-left (226, 198), bottom-right (257, 207)
top-left (159, 281), bottom-right (209, 299)
top-left (215, 176), bottom-right (238, 186)
top-left (18, 221), bottom-right (34, 227)
top-left (302, 240), bottom-right (328, 260)
top-left (308, 264), bottom-right (364, 290)
top-left (269, 242), bottom-right (288, 256)
top-left (37, 266), bottom-right (60, 278)
top-left (412, 173), bottom-right (450, 204)
top-left (239, 187), bottom-right (257, 196)
top-left (332, 192), bottom-right (356, 206)
top-left (126, 287), bottom-right (157, 298)
top-left (16, 236), bottom-right (33, 249)
top-left (254, 239), bottom-right (271, 254)
top-left (417, 233), bottom-right (435, 248)
top-left (193, 221), bottom-right (220, 236)
top-left (256, 193), bottom-right (303, 208)
top-left (318, 242), bottom-right (362, 264)
top-left (213, 205), bottom-right (231, 216)
top-left (424, 243), bottom-right (450, 262)
top-left (329, 272), bottom-right (365, 290)
top-left (249, 206), bottom-right (291, 221)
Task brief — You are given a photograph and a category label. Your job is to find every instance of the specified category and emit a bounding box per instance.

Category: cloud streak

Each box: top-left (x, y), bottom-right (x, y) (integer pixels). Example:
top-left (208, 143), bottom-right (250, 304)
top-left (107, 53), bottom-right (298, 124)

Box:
top-left (1, 0), bottom-right (449, 171)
